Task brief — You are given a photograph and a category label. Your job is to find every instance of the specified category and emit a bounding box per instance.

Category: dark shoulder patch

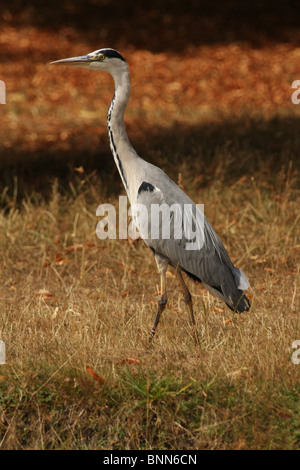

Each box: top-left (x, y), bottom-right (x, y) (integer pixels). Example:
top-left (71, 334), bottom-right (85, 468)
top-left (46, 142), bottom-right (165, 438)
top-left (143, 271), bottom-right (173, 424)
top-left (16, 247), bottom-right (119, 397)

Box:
top-left (102, 49), bottom-right (126, 62)
top-left (138, 182), bottom-right (155, 194)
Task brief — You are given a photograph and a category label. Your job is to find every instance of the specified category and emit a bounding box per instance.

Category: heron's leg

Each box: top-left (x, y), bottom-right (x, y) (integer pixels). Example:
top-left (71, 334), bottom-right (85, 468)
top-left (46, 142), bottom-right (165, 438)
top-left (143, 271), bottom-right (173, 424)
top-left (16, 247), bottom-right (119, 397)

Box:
top-left (149, 272), bottom-right (167, 341)
top-left (176, 270), bottom-right (199, 346)
top-left (149, 254), bottom-right (169, 342)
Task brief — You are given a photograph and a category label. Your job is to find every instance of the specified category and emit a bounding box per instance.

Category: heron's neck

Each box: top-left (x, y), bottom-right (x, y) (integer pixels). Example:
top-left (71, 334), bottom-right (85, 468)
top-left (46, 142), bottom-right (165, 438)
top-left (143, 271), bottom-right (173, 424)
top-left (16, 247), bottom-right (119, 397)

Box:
top-left (107, 69), bottom-right (138, 194)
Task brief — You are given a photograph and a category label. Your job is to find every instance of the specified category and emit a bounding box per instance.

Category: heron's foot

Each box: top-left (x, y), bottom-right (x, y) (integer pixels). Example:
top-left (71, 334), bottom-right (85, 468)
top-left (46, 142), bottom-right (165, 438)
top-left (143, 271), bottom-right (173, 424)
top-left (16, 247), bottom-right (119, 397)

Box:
top-left (182, 294), bottom-right (199, 346)
top-left (148, 327), bottom-right (156, 343)
top-left (148, 293), bottom-right (167, 342)
top-left (185, 305), bottom-right (199, 346)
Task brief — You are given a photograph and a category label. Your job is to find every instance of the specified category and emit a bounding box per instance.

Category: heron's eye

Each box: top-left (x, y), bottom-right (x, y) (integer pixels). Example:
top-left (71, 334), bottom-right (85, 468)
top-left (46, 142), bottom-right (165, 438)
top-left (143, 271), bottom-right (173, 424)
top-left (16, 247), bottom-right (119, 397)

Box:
top-left (98, 54), bottom-right (105, 61)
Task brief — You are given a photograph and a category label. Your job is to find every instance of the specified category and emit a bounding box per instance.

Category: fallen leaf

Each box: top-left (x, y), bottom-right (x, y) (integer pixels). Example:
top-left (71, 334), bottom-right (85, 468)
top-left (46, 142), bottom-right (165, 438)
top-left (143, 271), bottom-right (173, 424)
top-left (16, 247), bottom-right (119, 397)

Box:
top-left (257, 283), bottom-right (266, 291)
top-left (116, 357), bottom-right (140, 365)
top-left (121, 290), bottom-right (130, 298)
top-left (65, 243), bottom-right (83, 252)
top-left (55, 253), bottom-right (68, 265)
top-left (86, 366), bottom-right (106, 384)
top-left (236, 175), bottom-right (247, 185)
top-left (96, 245), bottom-right (106, 251)
top-left (35, 289), bottom-right (53, 298)
top-left (120, 264), bottom-right (134, 273)
top-left (85, 241), bottom-right (96, 249)
top-left (254, 258), bottom-right (267, 264)
top-left (264, 267), bottom-right (275, 273)
top-left (193, 174), bottom-right (204, 185)
top-left (212, 307), bottom-right (225, 314)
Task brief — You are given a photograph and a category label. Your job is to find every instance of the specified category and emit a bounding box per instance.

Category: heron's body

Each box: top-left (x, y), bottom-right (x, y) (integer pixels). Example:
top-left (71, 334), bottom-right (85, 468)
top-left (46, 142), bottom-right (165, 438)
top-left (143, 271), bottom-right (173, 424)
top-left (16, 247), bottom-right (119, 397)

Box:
top-left (51, 48), bottom-right (251, 343)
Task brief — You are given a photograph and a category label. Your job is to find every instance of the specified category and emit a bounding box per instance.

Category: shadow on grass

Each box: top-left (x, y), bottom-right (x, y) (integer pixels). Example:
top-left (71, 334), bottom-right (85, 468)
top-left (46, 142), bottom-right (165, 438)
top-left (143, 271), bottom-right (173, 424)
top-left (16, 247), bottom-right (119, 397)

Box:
top-left (0, 115), bottom-right (299, 202)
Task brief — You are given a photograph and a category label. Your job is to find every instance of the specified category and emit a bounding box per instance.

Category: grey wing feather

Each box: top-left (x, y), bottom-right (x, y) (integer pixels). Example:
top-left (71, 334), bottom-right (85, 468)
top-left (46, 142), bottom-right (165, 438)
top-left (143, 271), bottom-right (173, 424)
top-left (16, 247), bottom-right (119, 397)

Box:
top-left (136, 177), bottom-right (250, 312)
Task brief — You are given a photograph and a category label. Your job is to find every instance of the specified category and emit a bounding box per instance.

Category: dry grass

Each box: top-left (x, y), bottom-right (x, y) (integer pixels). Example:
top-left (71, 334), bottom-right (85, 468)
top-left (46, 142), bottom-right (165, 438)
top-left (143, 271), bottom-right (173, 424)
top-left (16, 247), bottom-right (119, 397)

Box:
top-left (0, 157), bottom-right (299, 449)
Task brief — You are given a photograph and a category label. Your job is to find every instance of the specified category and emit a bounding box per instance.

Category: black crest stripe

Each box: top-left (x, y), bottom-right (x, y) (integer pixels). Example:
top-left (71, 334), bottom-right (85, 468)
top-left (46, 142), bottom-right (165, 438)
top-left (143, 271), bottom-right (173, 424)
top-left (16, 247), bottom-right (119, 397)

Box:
top-left (101, 49), bottom-right (126, 62)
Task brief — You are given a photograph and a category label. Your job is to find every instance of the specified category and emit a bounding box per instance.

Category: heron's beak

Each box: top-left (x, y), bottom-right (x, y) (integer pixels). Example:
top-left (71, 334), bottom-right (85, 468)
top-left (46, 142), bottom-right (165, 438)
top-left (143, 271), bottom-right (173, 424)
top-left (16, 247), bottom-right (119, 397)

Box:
top-left (50, 55), bottom-right (92, 66)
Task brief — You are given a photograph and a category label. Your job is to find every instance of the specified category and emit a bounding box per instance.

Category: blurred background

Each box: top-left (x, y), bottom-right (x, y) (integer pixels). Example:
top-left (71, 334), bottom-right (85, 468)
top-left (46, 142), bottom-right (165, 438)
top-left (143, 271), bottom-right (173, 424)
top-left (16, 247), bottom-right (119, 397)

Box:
top-left (1, 0), bottom-right (300, 197)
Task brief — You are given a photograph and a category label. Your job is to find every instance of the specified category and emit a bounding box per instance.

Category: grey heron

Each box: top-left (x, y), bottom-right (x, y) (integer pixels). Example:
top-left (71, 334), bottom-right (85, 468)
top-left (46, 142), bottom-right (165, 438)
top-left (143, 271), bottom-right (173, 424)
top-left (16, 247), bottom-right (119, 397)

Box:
top-left (51, 48), bottom-right (251, 345)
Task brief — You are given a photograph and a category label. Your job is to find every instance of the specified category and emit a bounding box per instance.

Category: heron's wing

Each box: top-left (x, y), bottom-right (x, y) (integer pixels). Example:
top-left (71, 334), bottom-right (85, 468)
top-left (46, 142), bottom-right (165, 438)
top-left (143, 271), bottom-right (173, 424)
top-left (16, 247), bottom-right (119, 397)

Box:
top-left (135, 180), bottom-right (205, 253)
top-left (136, 179), bottom-right (250, 311)
top-left (135, 180), bottom-right (221, 284)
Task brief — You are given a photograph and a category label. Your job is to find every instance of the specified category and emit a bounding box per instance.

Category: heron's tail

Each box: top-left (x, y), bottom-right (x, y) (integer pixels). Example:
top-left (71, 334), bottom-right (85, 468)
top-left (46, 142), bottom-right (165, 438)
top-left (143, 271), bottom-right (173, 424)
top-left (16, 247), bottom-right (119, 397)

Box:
top-left (222, 266), bottom-right (251, 312)
top-left (203, 281), bottom-right (251, 313)
top-left (224, 289), bottom-right (251, 312)
top-left (183, 264), bottom-right (251, 313)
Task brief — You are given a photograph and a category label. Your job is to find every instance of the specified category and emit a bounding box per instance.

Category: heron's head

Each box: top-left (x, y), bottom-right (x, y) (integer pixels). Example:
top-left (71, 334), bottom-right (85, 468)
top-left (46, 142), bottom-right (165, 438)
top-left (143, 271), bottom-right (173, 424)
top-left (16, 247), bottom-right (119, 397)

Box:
top-left (50, 48), bottom-right (128, 76)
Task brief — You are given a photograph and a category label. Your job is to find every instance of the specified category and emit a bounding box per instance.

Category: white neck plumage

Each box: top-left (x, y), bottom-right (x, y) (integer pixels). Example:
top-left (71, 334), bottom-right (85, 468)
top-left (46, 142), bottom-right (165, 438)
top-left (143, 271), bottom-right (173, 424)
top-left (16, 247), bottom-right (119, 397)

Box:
top-left (107, 68), bottom-right (137, 194)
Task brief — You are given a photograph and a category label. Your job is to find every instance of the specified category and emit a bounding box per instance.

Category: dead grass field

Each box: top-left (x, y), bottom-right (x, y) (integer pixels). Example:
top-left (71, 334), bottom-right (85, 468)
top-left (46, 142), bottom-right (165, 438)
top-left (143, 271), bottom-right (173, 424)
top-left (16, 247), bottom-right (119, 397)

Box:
top-left (0, 1), bottom-right (299, 450)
